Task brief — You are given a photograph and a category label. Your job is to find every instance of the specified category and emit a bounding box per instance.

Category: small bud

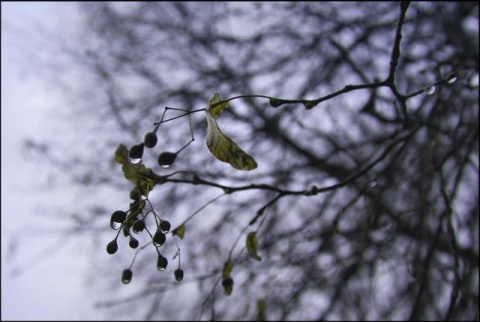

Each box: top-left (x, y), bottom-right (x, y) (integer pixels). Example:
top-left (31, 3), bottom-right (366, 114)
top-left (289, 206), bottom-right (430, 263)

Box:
top-left (269, 98), bottom-right (285, 108)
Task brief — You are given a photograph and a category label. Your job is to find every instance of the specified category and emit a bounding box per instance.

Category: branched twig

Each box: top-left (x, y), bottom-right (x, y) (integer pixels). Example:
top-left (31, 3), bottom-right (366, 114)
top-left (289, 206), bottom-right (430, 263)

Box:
top-left (177, 192), bottom-right (227, 227)
top-left (440, 173), bottom-right (461, 321)
top-left (249, 194), bottom-right (284, 225)
top-left (154, 125), bottom-right (421, 199)
top-left (387, 1), bottom-right (410, 85)
top-left (384, 1), bottom-right (410, 117)
top-left (408, 216), bottom-right (444, 320)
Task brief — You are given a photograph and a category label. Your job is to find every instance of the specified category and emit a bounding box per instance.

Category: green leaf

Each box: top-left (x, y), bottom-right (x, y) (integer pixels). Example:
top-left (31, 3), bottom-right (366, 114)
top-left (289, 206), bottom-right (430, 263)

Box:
top-left (256, 298), bottom-right (267, 321)
top-left (222, 277), bottom-right (234, 296)
top-left (208, 92), bottom-right (229, 118)
top-left (205, 110), bottom-right (257, 170)
top-left (246, 231), bottom-right (262, 261)
top-left (172, 224), bottom-right (185, 239)
top-left (222, 260), bottom-right (234, 296)
top-left (115, 144), bottom-right (156, 187)
top-left (114, 144), bottom-right (130, 165)
top-left (114, 144), bottom-right (165, 232)
top-left (222, 260), bottom-right (233, 278)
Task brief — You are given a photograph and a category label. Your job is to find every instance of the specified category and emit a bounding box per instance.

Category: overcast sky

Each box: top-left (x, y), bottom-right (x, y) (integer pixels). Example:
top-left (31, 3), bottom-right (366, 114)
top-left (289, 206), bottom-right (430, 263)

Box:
top-left (2, 2), bottom-right (479, 321)
top-left (1, 2), bottom-right (102, 320)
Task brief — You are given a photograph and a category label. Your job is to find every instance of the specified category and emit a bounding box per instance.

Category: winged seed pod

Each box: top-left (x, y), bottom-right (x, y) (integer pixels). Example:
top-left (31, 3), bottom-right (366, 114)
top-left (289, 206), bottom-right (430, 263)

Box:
top-left (205, 109), bottom-right (257, 171)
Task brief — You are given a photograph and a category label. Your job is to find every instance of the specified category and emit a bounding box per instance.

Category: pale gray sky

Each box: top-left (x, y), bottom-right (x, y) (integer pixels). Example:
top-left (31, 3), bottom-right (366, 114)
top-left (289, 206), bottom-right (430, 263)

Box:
top-left (1, 2), bottom-right (100, 320)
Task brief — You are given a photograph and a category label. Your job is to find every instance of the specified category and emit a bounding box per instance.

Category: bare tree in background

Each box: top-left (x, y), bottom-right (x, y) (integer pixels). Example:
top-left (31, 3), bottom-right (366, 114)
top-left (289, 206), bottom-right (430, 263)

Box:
top-left (20, 2), bottom-right (478, 320)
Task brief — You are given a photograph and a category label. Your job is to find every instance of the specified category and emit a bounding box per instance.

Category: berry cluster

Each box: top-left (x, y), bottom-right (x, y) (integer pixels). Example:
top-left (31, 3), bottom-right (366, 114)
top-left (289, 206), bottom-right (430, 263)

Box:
top-left (106, 205), bottom-right (183, 284)
top-left (129, 130), bottom-right (178, 169)
top-left (106, 125), bottom-right (186, 284)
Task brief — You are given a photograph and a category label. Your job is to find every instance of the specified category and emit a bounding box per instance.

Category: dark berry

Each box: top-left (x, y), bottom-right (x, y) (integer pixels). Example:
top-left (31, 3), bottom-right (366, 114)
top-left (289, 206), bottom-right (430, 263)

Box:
top-left (129, 143), bottom-right (144, 160)
top-left (106, 239), bottom-right (118, 254)
top-left (153, 231), bottom-right (166, 246)
top-left (159, 220), bottom-right (171, 233)
top-left (132, 219), bottom-right (145, 234)
top-left (122, 269), bottom-right (133, 284)
top-left (158, 152), bottom-right (177, 168)
top-left (111, 210), bottom-right (127, 223)
top-left (144, 132), bottom-right (158, 148)
top-left (174, 268), bottom-right (184, 281)
top-left (129, 236), bottom-right (139, 249)
top-left (157, 255), bottom-right (168, 271)
top-left (222, 276), bottom-right (234, 295)
top-left (222, 277), bottom-right (234, 288)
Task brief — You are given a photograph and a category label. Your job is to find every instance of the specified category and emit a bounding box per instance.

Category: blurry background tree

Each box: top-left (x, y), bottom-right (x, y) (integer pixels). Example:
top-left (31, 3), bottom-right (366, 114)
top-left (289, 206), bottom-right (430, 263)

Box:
top-left (19, 2), bottom-right (478, 320)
